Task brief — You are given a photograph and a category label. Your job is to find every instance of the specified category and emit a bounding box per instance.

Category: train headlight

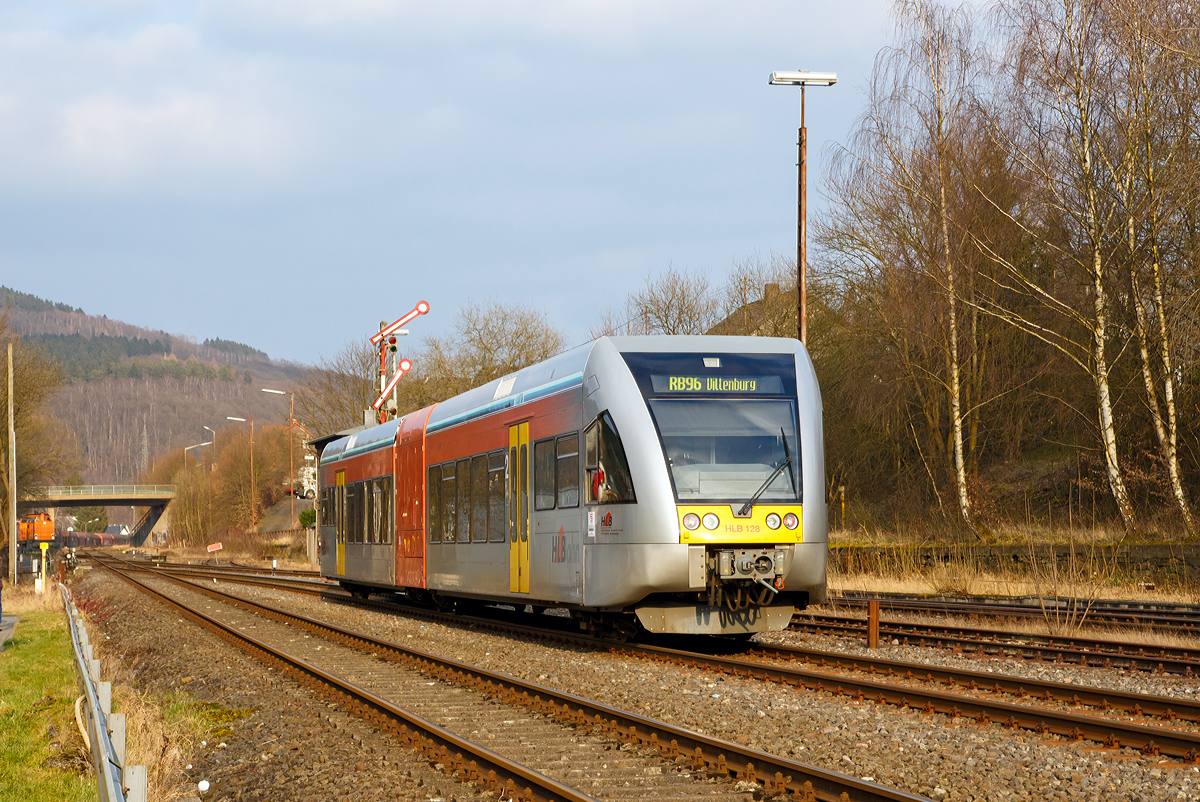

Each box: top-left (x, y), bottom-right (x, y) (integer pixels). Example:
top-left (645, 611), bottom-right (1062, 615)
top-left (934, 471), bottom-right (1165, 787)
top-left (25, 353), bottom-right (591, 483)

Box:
top-left (783, 512), bottom-right (799, 530)
top-left (702, 513), bottom-right (720, 530)
top-left (682, 513), bottom-right (701, 531)
top-left (765, 513), bottom-right (782, 530)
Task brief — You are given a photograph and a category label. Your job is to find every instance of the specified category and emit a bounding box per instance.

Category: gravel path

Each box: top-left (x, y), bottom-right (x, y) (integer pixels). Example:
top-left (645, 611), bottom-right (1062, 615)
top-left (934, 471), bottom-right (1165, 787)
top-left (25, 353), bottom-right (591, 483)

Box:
top-left (211, 581), bottom-right (1200, 801)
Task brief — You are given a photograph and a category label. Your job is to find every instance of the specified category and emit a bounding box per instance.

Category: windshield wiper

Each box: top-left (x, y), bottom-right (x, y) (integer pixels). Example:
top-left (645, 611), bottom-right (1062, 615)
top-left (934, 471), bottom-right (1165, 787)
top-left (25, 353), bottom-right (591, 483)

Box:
top-left (738, 459), bottom-right (791, 517)
top-left (737, 428), bottom-right (795, 517)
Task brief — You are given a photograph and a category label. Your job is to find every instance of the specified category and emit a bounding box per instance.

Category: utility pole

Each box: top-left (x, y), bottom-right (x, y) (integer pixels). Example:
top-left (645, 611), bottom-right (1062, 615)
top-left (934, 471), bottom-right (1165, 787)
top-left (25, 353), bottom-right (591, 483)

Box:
top-left (8, 343), bottom-right (16, 585)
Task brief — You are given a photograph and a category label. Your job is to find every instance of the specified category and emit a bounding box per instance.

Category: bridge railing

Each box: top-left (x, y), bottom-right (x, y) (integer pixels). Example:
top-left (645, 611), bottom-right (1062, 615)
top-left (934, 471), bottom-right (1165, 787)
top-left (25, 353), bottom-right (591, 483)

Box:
top-left (41, 485), bottom-right (177, 497)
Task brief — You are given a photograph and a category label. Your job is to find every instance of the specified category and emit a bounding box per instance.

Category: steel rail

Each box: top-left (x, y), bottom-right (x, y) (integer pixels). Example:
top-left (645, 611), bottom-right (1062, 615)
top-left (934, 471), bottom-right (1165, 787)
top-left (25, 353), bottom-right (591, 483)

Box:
top-left (742, 641), bottom-right (1200, 722)
top-left (621, 641), bottom-right (1200, 761)
top-left (97, 556), bottom-right (1200, 760)
top-left (833, 590), bottom-right (1200, 618)
top-left (792, 613), bottom-right (1200, 675)
top-left (830, 595), bottom-right (1200, 631)
top-left (110, 559), bottom-right (932, 802)
top-left (96, 562), bottom-right (599, 802)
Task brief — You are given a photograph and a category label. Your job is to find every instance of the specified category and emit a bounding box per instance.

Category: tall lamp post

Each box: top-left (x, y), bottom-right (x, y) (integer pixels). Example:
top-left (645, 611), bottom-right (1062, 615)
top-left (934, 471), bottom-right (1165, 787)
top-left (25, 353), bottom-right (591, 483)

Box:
top-left (769, 70), bottom-right (837, 346)
top-left (261, 388), bottom-right (297, 525)
top-left (226, 417), bottom-right (256, 526)
top-left (202, 426), bottom-right (216, 471)
top-left (183, 441), bottom-right (212, 469)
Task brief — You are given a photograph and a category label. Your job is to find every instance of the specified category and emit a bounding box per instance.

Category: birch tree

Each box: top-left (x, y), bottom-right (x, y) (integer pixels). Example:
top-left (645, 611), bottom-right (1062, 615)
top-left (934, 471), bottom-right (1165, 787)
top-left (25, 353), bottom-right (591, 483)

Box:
top-left (822, 0), bottom-right (987, 532)
top-left (1109, 0), bottom-right (1197, 534)
top-left (980, 0), bottom-right (1139, 534)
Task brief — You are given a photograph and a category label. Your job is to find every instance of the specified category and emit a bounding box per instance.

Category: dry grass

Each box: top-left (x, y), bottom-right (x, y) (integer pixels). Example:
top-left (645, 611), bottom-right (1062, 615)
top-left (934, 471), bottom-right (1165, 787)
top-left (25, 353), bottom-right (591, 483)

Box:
top-left (108, 686), bottom-right (205, 802)
top-left (2, 582), bottom-right (66, 614)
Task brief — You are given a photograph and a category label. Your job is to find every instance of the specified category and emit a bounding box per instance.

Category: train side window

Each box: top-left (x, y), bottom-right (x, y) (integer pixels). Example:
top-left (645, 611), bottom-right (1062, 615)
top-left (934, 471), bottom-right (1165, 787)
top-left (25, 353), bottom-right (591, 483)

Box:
top-left (471, 455), bottom-right (487, 543)
top-left (364, 480), bottom-right (373, 544)
top-left (357, 482), bottom-right (367, 544)
top-left (442, 462), bottom-right (457, 543)
top-left (557, 433), bottom-right (580, 508)
top-left (585, 412), bottom-right (637, 504)
top-left (456, 458), bottom-right (471, 543)
top-left (427, 466), bottom-right (441, 542)
top-left (382, 476), bottom-right (393, 544)
top-left (585, 424), bottom-right (598, 468)
top-left (345, 483), bottom-right (357, 543)
top-left (371, 480), bottom-right (382, 544)
top-left (534, 439), bottom-right (556, 510)
top-left (487, 450), bottom-right (506, 542)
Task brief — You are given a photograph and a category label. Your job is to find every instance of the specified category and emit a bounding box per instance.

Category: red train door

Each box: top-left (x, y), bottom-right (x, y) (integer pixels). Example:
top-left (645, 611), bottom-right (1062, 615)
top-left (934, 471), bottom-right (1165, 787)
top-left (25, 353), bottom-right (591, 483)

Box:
top-left (396, 406), bottom-right (435, 588)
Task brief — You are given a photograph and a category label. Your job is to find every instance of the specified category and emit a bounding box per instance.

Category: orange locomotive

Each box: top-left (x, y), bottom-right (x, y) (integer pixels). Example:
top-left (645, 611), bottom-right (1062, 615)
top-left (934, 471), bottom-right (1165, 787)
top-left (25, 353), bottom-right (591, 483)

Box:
top-left (17, 512), bottom-right (54, 543)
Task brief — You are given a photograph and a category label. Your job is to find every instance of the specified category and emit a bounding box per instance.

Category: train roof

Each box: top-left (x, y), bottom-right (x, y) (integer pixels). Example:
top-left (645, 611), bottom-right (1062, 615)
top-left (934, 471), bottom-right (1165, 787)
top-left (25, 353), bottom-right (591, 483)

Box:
top-left (320, 336), bottom-right (807, 455)
top-left (603, 335), bottom-right (800, 354)
top-left (321, 418), bottom-right (401, 463)
top-left (426, 343), bottom-right (594, 434)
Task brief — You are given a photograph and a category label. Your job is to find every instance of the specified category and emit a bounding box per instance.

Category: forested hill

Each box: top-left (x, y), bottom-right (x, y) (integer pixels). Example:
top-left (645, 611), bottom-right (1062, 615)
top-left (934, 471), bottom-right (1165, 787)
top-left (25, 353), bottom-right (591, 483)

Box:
top-left (3, 285), bottom-right (305, 482)
top-left (3, 285), bottom-right (280, 369)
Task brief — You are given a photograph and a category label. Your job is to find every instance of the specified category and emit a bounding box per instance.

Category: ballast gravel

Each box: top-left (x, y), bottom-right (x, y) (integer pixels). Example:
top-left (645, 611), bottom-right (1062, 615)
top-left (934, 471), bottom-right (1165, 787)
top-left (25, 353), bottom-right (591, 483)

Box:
top-left (215, 582), bottom-right (1200, 802)
top-left (73, 570), bottom-right (492, 802)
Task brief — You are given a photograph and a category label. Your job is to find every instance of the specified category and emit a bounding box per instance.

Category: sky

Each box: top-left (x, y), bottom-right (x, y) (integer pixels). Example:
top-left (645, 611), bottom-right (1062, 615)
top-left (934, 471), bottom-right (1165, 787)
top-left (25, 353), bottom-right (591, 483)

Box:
top-left (0, 1), bottom-right (895, 364)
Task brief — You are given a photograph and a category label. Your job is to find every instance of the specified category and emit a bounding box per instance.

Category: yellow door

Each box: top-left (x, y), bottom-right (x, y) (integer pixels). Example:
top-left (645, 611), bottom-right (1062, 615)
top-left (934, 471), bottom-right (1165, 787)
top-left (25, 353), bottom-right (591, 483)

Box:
top-left (336, 470), bottom-right (346, 575)
top-left (508, 423), bottom-right (530, 593)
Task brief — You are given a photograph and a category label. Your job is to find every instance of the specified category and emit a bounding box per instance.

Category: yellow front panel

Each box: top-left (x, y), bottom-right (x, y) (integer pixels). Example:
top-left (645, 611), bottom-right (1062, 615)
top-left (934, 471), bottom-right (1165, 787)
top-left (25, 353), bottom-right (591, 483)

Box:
top-left (677, 504), bottom-right (803, 544)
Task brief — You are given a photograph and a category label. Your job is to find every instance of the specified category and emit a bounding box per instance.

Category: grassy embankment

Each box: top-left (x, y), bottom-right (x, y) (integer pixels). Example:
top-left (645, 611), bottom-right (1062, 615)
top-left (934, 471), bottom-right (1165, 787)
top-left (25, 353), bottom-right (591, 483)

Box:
top-left (0, 586), bottom-right (92, 802)
top-left (0, 581), bottom-right (226, 802)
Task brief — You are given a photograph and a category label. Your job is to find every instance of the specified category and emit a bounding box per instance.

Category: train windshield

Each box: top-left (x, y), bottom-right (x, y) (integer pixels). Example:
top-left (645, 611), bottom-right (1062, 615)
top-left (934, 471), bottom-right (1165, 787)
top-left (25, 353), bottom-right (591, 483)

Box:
top-left (620, 352), bottom-right (802, 504)
top-left (646, 398), bottom-right (799, 502)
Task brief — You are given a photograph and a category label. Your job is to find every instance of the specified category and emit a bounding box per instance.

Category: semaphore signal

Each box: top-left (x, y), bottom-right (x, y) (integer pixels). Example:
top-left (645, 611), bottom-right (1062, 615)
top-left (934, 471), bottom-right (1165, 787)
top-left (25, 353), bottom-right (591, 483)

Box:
top-left (371, 301), bottom-right (430, 423)
top-left (371, 301), bottom-right (429, 345)
top-left (373, 359), bottom-right (413, 411)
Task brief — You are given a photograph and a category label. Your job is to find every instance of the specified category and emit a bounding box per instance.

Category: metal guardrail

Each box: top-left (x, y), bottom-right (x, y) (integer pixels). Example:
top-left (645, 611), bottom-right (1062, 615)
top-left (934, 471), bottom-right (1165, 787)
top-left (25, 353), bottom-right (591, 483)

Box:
top-left (61, 585), bottom-right (147, 802)
top-left (44, 485), bottom-right (176, 497)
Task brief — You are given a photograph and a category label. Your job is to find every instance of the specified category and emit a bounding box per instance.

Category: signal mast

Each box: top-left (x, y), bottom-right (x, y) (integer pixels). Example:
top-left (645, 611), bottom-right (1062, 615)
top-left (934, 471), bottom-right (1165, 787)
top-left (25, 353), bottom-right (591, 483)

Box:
top-left (372, 301), bottom-right (429, 424)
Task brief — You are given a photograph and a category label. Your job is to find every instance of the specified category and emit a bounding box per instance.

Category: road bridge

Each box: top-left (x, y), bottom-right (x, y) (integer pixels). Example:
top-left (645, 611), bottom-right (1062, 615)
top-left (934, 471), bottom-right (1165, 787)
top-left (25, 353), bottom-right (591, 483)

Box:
top-left (19, 485), bottom-right (176, 547)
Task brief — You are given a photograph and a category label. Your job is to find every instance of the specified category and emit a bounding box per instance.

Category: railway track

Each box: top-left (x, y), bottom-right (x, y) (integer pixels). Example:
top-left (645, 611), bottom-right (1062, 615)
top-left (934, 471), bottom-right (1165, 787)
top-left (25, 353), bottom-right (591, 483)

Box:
top-left (130, 554), bottom-right (1200, 678)
top-left (829, 592), bottom-right (1200, 633)
top-left (792, 611), bottom-right (1200, 675)
top-left (92, 556), bottom-right (926, 802)
top-left (99, 555), bottom-right (1200, 764)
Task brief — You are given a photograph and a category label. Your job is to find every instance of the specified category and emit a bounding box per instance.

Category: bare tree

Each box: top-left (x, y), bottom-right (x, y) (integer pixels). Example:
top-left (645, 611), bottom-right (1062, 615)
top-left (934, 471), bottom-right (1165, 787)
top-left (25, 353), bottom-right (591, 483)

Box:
top-left (294, 338), bottom-right (378, 437)
top-left (419, 300), bottom-right (566, 400)
top-left (591, 265), bottom-right (720, 337)
top-left (0, 311), bottom-right (78, 545)
top-left (711, 253), bottom-right (799, 338)
top-left (1108, 0), bottom-right (1198, 534)
top-left (978, 0), bottom-right (1140, 535)
top-left (820, 0), bottom-right (988, 533)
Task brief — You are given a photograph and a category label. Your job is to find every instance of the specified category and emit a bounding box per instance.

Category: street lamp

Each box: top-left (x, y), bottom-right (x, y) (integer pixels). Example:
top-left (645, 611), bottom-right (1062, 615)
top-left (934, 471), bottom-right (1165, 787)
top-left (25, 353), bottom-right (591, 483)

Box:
top-left (262, 388), bottom-right (298, 525)
top-left (183, 441), bottom-right (212, 469)
top-left (769, 70), bottom-right (837, 346)
top-left (227, 417), bottom-right (256, 526)
top-left (202, 426), bottom-right (216, 471)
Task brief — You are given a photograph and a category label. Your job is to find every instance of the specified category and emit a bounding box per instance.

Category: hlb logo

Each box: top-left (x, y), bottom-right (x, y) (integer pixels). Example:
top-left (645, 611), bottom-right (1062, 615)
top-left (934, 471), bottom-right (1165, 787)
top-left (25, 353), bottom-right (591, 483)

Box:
top-left (601, 512), bottom-right (613, 527)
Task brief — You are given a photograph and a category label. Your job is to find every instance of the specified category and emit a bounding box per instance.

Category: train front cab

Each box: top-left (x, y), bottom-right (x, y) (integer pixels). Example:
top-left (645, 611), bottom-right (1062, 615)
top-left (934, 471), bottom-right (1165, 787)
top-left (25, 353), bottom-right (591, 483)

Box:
top-left (581, 336), bottom-right (827, 636)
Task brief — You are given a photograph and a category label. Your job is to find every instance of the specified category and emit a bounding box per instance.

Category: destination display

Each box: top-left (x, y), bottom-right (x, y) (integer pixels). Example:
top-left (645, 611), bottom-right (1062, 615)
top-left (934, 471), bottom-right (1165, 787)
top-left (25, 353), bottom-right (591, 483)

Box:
top-left (650, 375), bottom-right (784, 394)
